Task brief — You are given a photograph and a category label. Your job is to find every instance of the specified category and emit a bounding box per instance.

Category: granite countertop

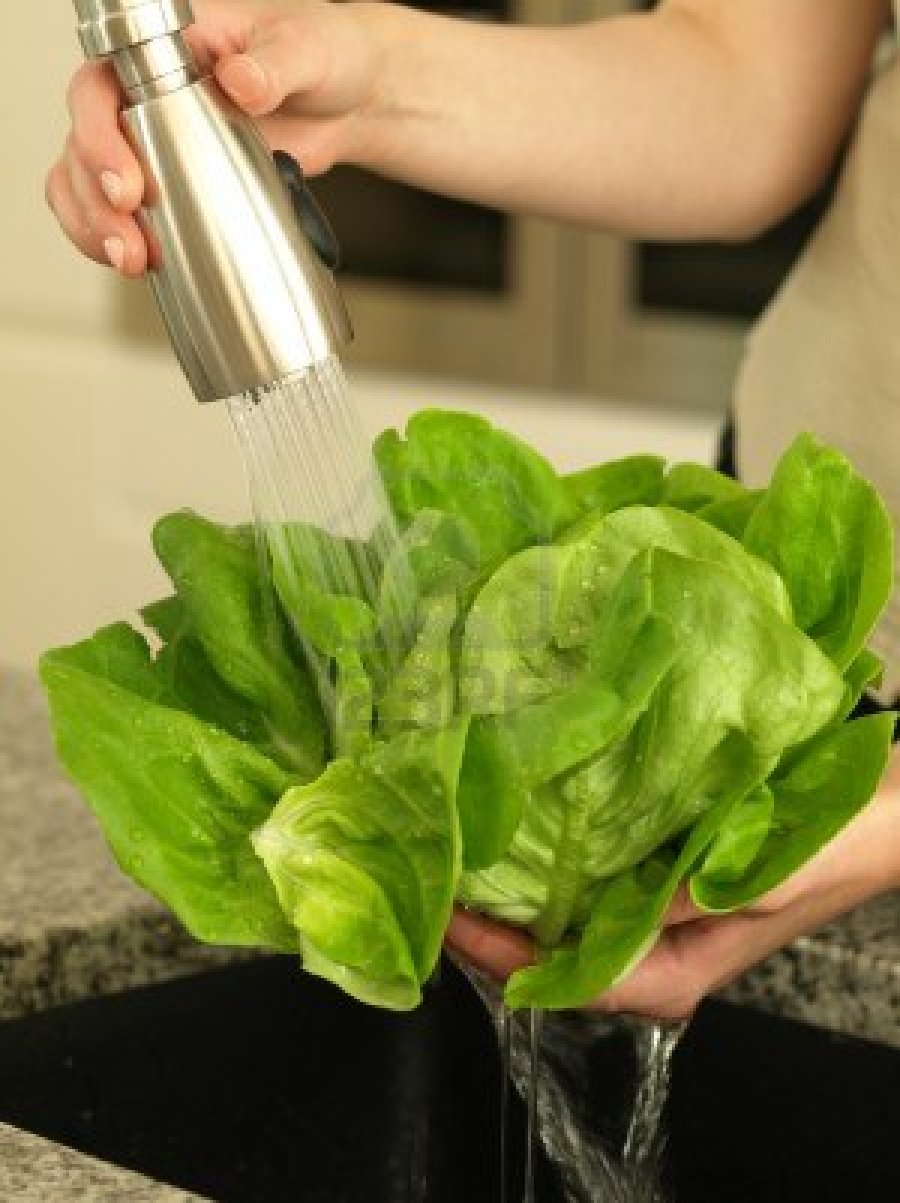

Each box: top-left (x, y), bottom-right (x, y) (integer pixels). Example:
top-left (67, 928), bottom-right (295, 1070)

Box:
top-left (0, 1125), bottom-right (211, 1202)
top-left (1, 667), bottom-right (898, 1197)
top-left (0, 670), bottom-right (244, 1025)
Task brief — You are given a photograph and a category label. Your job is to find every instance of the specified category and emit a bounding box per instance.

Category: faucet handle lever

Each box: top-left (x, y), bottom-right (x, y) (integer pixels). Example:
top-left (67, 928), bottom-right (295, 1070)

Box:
top-left (274, 151), bottom-right (342, 273)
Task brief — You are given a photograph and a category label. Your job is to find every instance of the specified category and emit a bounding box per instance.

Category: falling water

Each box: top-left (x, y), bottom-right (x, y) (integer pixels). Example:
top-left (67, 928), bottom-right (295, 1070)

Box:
top-left (523, 1008), bottom-right (544, 1203)
top-left (622, 1021), bottom-right (687, 1191)
top-left (499, 1005), bottom-right (513, 1203)
top-left (227, 356), bottom-right (417, 712)
top-left (457, 960), bottom-right (686, 1203)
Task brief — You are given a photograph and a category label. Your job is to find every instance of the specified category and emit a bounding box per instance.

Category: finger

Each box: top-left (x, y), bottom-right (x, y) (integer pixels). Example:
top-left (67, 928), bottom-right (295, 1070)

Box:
top-left (49, 150), bottom-right (147, 276)
top-left (591, 895), bottom-right (820, 1021)
top-left (67, 62), bottom-right (143, 212)
top-left (662, 883), bottom-right (705, 927)
top-left (445, 908), bottom-right (535, 983)
top-left (46, 160), bottom-right (106, 265)
top-left (185, 1), bottom-right (257, 71)
top-left (587, 924), bottom-right (709, 1021)
top-left (65, 143), bottom-right (148, 276)
top-left (215, 18), bottom-right (328, 116)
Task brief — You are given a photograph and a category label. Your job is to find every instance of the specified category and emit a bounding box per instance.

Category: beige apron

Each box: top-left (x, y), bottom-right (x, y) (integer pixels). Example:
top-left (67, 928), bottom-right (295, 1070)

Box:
top-left (734, 26), bottom-right (900, 703)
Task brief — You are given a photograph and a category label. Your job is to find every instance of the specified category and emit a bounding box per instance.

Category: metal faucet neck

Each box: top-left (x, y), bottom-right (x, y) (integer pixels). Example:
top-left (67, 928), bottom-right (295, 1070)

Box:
top-left (73, 0), bottom-right (194, 59)
top-left (111, 32), bottom-right (199, 102)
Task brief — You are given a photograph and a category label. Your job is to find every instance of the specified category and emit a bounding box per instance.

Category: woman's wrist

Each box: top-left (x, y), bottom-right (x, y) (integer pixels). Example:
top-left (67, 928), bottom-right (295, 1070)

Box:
top-left (340, 2), bottom-right (417, 174)
top-left (874, 743), bottom-right (900, 891)
top-left (835, 744), bottom-right (900, 902)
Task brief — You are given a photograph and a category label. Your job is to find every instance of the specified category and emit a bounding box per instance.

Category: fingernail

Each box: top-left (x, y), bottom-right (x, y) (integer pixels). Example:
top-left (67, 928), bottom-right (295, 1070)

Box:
top-left (220, 55), bottom-right (267, 101)
top-left (100, 171), bottom-right (124, 206)
top-left (104, 236), bottom-right (126, 272)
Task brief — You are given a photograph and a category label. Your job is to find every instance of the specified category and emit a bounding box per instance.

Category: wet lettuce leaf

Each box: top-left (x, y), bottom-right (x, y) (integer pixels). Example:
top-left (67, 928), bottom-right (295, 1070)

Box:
top-left (252, 721), bottom-right (470, 1009)
top-left (742, 433), bottom-right (894, 670)
top-left (459, 541), bottom-right (851, 1005)
top-left (378, 593), bottom-right (458, 736)
top-left (690, 713), bottom-right (896, 911)
top-left (562, 455), bottom-right (665, 522)
top-left (41, 412), bottom-right (896, 1013)
top-left (40, 633), bottom-right (298, 951)
top-left (152, 512), bottom-right (325, 779)
top-left (141, 597), bottom-right (307, 771)
top-left (695, 490), bottom-right (763, 541)
top-left (659, 461), bottom-right (748, 512)
top-left (380, 509), bottom-right (480, 606)
top-left (373, 410), bottom-right (569, 572)
top-left (265, 520), bottom-right (380, 660)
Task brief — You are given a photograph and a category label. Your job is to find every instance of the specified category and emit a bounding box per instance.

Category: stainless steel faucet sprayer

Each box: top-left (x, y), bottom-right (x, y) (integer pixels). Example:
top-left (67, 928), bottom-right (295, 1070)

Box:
top-left (72, 0), bottom-right (352, 403)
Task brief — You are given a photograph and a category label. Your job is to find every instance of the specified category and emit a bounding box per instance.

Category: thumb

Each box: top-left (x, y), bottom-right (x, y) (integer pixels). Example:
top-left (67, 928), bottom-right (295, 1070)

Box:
top-left (215, 19), bottom-right (325, 116)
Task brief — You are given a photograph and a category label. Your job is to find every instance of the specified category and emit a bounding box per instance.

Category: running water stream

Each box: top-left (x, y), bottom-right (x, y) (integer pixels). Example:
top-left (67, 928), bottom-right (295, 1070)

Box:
top-left (227, 356), bottom-right (417, 713)
top-left (466, 964), bottom-right (685, 1203)
top-left (622, 1021), bottom-right (687, 1188)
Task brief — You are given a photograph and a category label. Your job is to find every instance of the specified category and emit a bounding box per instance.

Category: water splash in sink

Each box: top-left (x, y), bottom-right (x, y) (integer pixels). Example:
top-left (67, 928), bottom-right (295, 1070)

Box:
top-left (623, 1021), bottom-right (686, 1195)
top-left (459, 960), bottom-right (684, 1202)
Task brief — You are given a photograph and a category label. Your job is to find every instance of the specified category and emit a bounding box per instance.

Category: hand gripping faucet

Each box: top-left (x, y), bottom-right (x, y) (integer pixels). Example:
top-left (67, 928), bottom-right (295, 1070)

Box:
top-left (72, 0), bottom-right (352, 403)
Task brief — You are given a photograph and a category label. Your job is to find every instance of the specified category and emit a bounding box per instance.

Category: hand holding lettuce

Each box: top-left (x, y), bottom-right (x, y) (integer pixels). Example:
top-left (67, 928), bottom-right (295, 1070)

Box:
top-left (41, 413), bottom-right (896, 1011)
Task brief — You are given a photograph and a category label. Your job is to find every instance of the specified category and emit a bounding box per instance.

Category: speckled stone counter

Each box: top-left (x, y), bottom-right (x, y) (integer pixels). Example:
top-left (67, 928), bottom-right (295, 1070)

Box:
top-left (0, 1124), bottom-right (211, 1201)
top-left (0, 669), bottom-right (247, 1025)
top-left (1, 667), bottom-right (898, 1197)
top-left (721, 891), bottom-right (900, 1048)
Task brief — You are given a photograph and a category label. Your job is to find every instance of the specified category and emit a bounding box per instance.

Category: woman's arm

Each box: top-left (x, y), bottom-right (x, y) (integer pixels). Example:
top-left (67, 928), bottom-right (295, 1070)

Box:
top-left (353, 0), bottom-right (891, 238)
top-left (49, 0), bottom-right (890, 273)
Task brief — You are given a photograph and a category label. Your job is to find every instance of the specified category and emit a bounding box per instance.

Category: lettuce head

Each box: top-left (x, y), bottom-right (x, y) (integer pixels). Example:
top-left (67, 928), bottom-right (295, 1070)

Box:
top-left (41, 413), bottom-right (897, 1010)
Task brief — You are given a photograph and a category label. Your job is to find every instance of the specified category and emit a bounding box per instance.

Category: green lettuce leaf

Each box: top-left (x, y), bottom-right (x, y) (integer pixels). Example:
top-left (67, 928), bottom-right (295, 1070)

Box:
top-left (559, 504), bottom-right (792, 622)
top-left (456, 665), bottom-right (648, 873)
top-left (460, 543), bottom-right (582, 716)
top-left (142, 598), bottom-right (307, 771)
top-left (742, 433), bottom-right (894, 670)
top-left (691, 713), bottom-right (897, 911)
top-left (461, 544), bottom-right (846, 978)
top-left (40, 636), bottom-right (297, 951)
top-left (660, 461), bottom-right (749, 512)
top-left (333, 650), bottom-right (373, 757)
top-left (153, 511), bottom-right (325, 780)
top-left (374, 410), bottom-right (569, 570)
top-left (264, 520), bottom-right (380, 659)
top-left (380, 509), bottom-right (480, 605)
top-left (378, 593), bottom-right (458, 736)
top-left (252, 720), bottom-right (470, 1010)
top-left (562, 454), bottom-right (665, 522)
top-left (695, 490), bottom-right (763, 540)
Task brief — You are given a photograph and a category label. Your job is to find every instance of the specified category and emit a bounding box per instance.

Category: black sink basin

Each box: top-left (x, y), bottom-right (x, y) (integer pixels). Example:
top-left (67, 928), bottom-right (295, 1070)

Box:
top-left (1, 956), bottom-right (898, 1203)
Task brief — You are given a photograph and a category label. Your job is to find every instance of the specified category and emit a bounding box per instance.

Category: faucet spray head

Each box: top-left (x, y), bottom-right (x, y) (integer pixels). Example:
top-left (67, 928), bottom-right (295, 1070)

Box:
top-left (70, 0), bottom-right (352, 403)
